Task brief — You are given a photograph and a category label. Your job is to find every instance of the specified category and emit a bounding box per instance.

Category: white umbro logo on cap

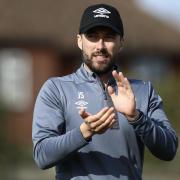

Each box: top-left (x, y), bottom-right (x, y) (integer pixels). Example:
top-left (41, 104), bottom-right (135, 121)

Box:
top-left (93, 8), bottom-right (111, 18)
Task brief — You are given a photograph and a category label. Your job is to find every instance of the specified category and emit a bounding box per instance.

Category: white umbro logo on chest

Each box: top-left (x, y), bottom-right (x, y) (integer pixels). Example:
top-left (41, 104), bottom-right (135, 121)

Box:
top-left (75, 92), bottom-right (88, 109)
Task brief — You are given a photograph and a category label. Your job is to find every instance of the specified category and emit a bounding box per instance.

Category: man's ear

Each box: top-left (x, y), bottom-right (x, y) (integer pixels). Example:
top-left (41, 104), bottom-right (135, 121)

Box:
top-left (77, 34), bottom-right (82, 50)
top-left (119, 37), bottom-right (124, 52)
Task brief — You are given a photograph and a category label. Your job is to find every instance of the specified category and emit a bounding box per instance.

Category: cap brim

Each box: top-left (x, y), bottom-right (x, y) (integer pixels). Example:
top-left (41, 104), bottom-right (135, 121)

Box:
top-left (80, 22), bottom-right (121, 35)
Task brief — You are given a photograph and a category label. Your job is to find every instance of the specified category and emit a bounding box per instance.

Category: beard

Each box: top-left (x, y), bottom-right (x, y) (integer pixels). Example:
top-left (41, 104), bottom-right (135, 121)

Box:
top-left (82, 48), bottom-right (116, 75)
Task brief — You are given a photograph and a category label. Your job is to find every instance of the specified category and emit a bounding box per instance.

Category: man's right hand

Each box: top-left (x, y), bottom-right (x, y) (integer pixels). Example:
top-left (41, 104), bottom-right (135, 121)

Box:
top-left (79, 107), bottom-right (116, 140)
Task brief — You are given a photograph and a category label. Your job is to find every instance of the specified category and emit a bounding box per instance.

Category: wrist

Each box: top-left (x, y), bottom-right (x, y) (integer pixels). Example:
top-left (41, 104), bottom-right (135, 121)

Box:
top-left (125, 110), bottom-right (140, 122)
top-left (80, 123), bottom-right (93, 141)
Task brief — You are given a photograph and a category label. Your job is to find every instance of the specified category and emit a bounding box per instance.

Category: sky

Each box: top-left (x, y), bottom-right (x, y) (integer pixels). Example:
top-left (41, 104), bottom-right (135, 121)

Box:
top-left (135, 0), bottom-right (180, 31)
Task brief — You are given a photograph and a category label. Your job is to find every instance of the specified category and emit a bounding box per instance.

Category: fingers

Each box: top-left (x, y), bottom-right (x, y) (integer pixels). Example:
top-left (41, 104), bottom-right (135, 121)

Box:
top-left (95, 107), bottom-right (109, 119)
top-left (93, 112), bottom-right (116, 133)
top-left (79, 107), bottom-right (116, 134)
top-left (79, 108), bottom-right (91, 118)
top-left (107, 86), bottom-right (115, 97)
top-left (88, 107), bottom-right (116, 133)
top-left (90, 107), bottom-right (115, 129)
top-left (85, 107), bottom-right (113, 126)
top-left (123, 77), bottom-right (130, 89)
top-left (79, 107), bottom-right (109, 126)
top-left (108, 118), bottom-right (116, 129)
top-left (112, 70), bottom-right (132, 91)
top-left (112, 70), bottom-right (124, 87)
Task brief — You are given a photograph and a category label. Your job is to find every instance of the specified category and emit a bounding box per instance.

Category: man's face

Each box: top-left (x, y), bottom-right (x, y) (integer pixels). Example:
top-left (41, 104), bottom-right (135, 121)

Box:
top-left (77, 27), bottom-right (123, 75)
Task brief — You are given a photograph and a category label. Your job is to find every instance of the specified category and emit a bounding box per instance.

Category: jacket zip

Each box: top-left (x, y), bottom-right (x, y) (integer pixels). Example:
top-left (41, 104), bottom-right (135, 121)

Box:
top-left (96, 77), bottom-right (119, 129)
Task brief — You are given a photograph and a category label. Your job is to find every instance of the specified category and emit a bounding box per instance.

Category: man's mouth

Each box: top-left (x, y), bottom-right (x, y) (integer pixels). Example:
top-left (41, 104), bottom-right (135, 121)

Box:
top-left (93, 52), bottom-right (108, 57)
top-left (91, 51), bottom-right (111, 63)
top-left (93, 55), bottom-right (109, 63)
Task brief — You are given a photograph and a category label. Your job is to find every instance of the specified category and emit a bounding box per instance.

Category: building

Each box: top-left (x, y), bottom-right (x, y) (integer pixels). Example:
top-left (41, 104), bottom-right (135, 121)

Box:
top-left (0, 0), bottom-right (180, 145)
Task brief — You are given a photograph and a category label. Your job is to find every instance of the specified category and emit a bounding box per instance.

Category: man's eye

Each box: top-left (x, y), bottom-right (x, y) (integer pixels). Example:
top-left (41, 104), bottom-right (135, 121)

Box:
top-left (86, 34), bottom-right (95, 38)
top-left (105, 35), bottom-right (116, 40)
top-left (85, 34), bottom-right (98, 41)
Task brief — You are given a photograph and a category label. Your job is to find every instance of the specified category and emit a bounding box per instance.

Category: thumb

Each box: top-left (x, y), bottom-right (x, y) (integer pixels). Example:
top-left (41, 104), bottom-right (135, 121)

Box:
top-left (107, 86), bottom-right (116, 98)
top-left (79, 108), bottom-right (90, 119)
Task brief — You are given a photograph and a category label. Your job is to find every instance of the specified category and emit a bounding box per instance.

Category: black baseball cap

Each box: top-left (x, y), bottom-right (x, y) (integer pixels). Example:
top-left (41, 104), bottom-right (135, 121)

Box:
top-left (79, 4), bottom-right (124, 37)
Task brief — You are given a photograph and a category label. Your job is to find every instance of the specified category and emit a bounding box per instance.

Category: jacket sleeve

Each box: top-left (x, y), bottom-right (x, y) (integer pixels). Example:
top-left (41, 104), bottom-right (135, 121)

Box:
top-left (32, 79), bottom-right (88, 169)
top-left (131, 81), bottom-right (178, 161)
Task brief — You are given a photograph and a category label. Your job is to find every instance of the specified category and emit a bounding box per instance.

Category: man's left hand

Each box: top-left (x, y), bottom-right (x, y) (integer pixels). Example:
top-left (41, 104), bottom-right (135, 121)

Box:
top-left (107, 70), bottom-right (138, 120)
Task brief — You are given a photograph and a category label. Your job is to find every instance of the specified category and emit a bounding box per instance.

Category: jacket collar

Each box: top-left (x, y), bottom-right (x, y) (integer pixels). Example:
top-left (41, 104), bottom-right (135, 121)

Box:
top-left (75, 63), bottom-right (117, 87)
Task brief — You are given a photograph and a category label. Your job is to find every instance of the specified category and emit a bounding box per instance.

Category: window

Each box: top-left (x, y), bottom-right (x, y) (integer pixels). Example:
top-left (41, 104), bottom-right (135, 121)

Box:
top-left (0, 49), bottom-right (33, 112)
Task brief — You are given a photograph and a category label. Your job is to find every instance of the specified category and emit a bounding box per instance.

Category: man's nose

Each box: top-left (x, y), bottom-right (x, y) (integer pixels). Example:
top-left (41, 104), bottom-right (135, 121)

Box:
top-left (96, 38), bottom-right (105, 50)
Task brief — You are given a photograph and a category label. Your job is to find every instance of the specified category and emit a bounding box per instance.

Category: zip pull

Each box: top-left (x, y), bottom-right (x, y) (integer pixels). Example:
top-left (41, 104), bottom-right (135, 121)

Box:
top-left (105, 86), bottom-right (120, 129)
top-left (103, 91), bottom-right (107, 100)
top-left (97, 77), bottom-right (107, 100)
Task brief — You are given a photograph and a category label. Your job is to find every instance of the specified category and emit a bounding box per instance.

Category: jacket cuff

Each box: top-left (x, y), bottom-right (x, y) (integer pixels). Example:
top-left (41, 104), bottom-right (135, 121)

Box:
top-left (76, 127), bottom-right (92, 143)
top-left (128, 110), bottom-right (144, 125)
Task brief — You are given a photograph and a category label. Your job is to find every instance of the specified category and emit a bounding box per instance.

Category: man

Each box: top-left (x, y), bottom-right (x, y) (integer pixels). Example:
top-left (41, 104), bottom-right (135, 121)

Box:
top-left (32, 4), bottom-right (178, 180)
